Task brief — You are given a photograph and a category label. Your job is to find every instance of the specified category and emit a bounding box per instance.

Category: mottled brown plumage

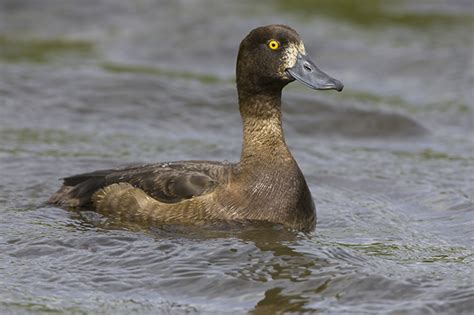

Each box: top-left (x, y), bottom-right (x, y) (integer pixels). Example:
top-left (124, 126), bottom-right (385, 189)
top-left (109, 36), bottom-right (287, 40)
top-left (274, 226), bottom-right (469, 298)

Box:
top-left (49, 24), bottom-right (344, 232)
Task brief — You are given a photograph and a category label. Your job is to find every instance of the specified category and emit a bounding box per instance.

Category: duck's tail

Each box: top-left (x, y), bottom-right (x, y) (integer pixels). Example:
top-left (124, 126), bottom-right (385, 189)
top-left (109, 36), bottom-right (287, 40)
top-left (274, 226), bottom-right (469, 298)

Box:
top-left (48, 170), bottom-right (112, 207)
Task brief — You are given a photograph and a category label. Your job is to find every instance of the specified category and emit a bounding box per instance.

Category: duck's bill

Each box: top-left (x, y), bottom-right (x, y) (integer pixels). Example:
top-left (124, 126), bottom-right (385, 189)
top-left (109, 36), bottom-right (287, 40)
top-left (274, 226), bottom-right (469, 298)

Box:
top-left (286, 53), bottom-right (343, 92)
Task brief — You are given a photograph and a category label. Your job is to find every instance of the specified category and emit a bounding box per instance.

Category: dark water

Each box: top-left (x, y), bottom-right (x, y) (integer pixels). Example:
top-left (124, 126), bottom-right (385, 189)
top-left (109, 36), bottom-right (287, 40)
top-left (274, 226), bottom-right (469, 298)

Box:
top-left (1, 0), bottom-right (473, 313)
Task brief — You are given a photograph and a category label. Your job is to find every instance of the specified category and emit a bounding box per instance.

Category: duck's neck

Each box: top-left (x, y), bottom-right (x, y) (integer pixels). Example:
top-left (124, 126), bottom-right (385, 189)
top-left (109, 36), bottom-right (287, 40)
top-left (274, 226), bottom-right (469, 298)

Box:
top-left (238, 90), bottom-right (294, 168)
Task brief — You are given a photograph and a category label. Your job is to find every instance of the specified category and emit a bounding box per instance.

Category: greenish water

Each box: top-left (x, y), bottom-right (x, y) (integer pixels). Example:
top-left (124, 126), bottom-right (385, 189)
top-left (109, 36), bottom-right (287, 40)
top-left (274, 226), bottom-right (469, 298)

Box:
top-left (0, 0), bottom-right (473, 314)
top-left (0, 36), bottom-right (95, 63)
top-left (276, 0), bottom-right (473, 28)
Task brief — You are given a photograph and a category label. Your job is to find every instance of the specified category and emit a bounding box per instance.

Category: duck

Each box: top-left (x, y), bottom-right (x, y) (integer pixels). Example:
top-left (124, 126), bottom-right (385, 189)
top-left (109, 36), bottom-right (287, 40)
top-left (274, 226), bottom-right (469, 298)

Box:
top-left (48, 24), bottom-right (343, 232)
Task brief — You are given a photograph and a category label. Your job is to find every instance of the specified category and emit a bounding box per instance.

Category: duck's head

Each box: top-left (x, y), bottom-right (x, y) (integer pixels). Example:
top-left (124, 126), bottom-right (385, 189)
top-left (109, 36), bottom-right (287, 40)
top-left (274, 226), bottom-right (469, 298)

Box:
top-left (236, 24), bottom-right (343, 96)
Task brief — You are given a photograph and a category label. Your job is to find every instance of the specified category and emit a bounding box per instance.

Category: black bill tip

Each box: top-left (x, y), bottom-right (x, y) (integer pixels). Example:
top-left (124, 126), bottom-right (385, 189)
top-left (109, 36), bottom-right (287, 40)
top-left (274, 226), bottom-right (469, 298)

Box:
top-left (334, 79), bottom-right (344, 92)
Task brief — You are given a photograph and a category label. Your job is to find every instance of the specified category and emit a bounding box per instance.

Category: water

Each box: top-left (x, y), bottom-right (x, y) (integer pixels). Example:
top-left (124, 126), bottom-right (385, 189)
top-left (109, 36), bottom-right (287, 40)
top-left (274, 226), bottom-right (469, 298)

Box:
top-left (1, 0), bottom-right (473, 313)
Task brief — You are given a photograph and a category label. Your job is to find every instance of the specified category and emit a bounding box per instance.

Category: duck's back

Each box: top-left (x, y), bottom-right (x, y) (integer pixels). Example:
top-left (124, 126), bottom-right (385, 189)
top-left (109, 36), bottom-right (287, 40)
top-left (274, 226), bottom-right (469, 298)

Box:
top-left (48, 161), bottom-right (231, 208)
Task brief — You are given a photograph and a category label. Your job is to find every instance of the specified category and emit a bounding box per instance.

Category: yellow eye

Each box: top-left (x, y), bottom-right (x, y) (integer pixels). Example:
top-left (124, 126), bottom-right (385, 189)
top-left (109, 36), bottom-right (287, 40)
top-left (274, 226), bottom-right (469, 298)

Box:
top-left (268, 40), bottom-right (280, 50)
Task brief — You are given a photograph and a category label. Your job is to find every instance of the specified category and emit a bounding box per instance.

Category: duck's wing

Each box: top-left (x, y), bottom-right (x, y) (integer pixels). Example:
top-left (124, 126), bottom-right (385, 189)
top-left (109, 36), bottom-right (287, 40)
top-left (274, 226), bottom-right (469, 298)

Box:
top-left (48, 161), bottom-right (232, 207)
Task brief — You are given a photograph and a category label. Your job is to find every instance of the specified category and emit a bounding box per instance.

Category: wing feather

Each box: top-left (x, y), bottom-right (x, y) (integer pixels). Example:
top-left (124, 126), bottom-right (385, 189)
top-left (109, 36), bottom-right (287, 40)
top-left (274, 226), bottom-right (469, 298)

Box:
top-left (49, 161), bottom-right (232, 207)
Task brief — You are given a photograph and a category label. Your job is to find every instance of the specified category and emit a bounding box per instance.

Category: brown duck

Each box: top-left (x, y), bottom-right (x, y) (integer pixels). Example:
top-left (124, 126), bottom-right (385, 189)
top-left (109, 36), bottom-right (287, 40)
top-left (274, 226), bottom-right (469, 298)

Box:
top-left (49, 24), bottom-right (343, 232)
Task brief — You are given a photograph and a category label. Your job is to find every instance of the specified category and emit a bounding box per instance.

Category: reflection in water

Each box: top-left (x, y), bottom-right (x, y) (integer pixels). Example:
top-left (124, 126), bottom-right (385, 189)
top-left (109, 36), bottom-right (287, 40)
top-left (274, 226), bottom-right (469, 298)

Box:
top-left (67, 211), bottom-right (339, 313)
top-left (253, 287), bottom-right (314, 314)
top-left (248, 234), bottom-right (328, 313)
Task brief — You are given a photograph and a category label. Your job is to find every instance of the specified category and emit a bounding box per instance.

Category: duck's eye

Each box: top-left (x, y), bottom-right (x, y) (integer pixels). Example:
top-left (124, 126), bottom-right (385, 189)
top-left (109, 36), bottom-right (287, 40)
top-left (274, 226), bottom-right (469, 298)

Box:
top-left (268, 40), bottom-right (280, 50)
